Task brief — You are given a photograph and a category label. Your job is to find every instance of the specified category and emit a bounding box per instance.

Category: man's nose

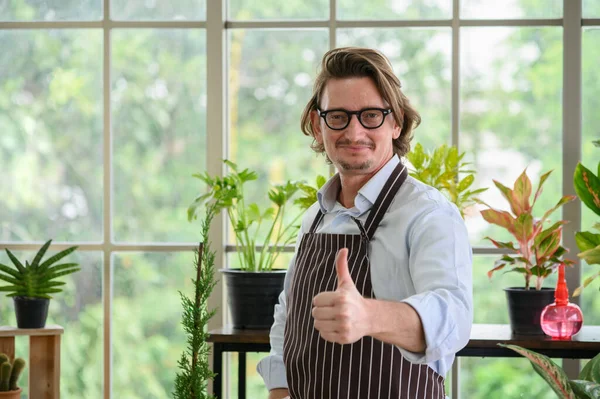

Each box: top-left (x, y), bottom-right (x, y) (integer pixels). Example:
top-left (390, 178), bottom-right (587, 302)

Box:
top-left (344, 114), bottom-right (366, 137)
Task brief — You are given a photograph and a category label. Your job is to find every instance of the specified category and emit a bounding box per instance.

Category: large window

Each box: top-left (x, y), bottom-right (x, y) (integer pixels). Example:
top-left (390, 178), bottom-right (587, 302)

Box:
top-left (0, 0), bottom-right (598, 398)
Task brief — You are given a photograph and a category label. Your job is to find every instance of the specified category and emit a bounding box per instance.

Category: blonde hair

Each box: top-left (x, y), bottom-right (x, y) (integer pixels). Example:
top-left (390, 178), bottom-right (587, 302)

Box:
top-left (300, 47), bottom-right (421, 159)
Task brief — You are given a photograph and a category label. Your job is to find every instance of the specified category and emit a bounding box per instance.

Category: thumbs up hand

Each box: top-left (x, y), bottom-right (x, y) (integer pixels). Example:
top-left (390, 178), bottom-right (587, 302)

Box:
top-left (312, 248), bottom-right (371, 344)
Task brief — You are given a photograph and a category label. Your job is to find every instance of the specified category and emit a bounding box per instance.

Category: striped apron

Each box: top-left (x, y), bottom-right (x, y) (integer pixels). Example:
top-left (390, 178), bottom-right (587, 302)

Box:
top-left (283, 162), bottom-right (445, 399)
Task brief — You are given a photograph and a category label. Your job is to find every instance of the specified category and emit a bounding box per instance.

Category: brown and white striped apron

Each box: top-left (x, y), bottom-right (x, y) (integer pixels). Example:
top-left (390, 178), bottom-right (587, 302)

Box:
top-left (283, 162), bottom-right (445, 399)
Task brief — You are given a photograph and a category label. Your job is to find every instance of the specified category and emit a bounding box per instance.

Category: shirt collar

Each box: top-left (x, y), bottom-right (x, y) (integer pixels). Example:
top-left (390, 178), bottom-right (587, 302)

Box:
top-left (317, 154), bottom-right (401, 214)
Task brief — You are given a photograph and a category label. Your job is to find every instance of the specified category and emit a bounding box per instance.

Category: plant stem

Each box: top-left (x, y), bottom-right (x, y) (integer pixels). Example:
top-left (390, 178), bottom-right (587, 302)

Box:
top-left (190, 242), bottom-right (204, 398)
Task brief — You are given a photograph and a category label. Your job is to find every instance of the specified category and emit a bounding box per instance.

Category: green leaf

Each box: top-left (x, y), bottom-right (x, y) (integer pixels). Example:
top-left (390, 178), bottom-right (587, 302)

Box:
top-left (316, 174), bottom-right (327, 188)
top-left (513, 213), bottom-right (534, 246)
top-left (246, 203), bottom-right (262, 224)
top-left (493, 180), bottom-right (514, 206)
top-left (579, 352), bottom-right (600, 383)
top-left (534, 221), bottom-right (567, 251)
top-left (512, 169), bottom-right (532, 215)
top-left (573, 271), bottom-right (600, 296)
top-left (41, 263), bottom-right (79, 277)
top-left (533, 170), bottom-right (553, 207)
top-left (457, 174), bottom-right (474, 193)
top-left (480, 209), bottom-right (516, 233)
top-left (540, 195), bottom-right (577, 224)
top-left (536, 228), bottom-right (562, 262)
top-left (0, 263), bottom-right (20, 278)
top-left (569, 380), bottom-right (600, 399)
top-left (574, 162), bottom-right (600, 217)
top-left (579, 245), bottom-right (600, 265)
top-left (43, 268), bottom-right (81, 282)
top-left (485, 238), bottom-right (518, 252)
top-left (5, 249), bottom-right (26, 273)
top-left (31, 239), bottom-right (52, 269)
top-left (407, 142), bottom-right (426, 170)
top-left (499, 344), bottom-right (576, 399)
top-left (38, 245), bottom-right (78, 272)
top-left (223, 159), bottom-right (238, 172)
top-left (487, 257), bottom-right (515, 278)
top-left (576, 232), bottom-right (600, 252)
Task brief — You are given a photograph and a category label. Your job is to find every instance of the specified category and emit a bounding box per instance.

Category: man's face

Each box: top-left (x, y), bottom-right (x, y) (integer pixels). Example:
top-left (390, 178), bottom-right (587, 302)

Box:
top-left (311, 77), bottom-right (400, 178)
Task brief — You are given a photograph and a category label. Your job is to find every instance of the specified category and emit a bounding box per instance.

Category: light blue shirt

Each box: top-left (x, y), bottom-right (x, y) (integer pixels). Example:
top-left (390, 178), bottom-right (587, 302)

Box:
top-left (257, 154), bottom-right (473, 391)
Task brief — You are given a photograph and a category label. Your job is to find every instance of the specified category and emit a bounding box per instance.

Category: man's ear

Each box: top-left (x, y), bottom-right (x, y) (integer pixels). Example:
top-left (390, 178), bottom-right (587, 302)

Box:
top-left (392, 109), bottom-right (404, 139)
top-left (310, 109), bottom-right (323, 144)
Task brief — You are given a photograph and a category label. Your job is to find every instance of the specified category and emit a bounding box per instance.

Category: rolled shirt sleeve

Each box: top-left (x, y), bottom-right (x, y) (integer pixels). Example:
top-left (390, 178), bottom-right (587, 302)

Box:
top-left (399, 204), bottom-right (473, 364)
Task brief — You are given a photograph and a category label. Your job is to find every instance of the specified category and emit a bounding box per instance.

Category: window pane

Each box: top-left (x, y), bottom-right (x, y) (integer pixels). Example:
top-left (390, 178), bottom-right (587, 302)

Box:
top-left (112, 30), bottom-right (206, 243)
top-left (460, 27), bottom-right (563, 246)
top-left (584, 0), bottom-right (600, 17)
top-left (461, 357), bottom-right (557, 398)
top-left (0, 0), bottom-right (102, 21)
top-left (338, 28), bottom-right (452, 150)
top-left (227, 29), bottom-right (329, 246)
top-left (581, 28), bottom-right (600, 325)
top-left (0, 30), bottom-right (103, 242)
top-left (338, 0), bottom-right (451, 20)
top-left (111, 0), bottom-right (205, 21)
top-left (112, 251), bottom-right (193, 398)
top-left (0, 250), bottom-right (104, 397)
top-left (461, 0), bottom-right (562, 19)
top-left (228, 0), bottom-right (327, 20)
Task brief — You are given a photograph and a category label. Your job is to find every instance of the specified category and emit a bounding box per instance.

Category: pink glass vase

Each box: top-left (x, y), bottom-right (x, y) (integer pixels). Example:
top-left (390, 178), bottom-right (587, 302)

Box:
top-left (540, 264), bottom-right (583, 340)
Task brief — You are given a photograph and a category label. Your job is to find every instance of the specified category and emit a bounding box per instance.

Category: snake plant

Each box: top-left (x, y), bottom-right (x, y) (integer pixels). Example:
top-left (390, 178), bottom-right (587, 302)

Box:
top-left (0, 240), bottom-right (80, 299)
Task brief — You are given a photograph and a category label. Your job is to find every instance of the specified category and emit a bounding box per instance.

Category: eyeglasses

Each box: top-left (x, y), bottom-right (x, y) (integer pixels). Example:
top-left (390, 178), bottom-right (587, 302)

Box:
top-left (318, 108), bottom-right (393, 130)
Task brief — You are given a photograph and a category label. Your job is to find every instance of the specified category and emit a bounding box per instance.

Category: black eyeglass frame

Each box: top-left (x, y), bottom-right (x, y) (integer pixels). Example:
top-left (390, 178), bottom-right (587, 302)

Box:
top-left (317, 108), bottom-right (393, 130)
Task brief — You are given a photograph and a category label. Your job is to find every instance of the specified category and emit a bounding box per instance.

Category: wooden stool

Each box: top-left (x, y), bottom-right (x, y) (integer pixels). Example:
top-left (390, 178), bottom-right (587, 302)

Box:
top-left (0, 325), bottom-right (63, 399)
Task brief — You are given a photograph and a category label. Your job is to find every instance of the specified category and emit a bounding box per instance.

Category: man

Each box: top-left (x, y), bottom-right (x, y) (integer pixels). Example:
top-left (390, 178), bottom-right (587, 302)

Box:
top-left (257, 47), bottom-right (473, 399)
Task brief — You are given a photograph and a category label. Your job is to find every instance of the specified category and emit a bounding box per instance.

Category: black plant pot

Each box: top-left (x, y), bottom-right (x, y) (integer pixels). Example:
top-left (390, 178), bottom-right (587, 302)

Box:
top-left (504, 287), bottom-right (555, 336)
top-left (221, 269), bottom-right (286, 329)
top-left (13, 296), bottom-right (50, 329)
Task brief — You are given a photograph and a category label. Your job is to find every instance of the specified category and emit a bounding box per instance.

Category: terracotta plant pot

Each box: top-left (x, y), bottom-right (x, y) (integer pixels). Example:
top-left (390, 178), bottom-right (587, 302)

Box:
top-left (0, 387), bottom-right (22, 399)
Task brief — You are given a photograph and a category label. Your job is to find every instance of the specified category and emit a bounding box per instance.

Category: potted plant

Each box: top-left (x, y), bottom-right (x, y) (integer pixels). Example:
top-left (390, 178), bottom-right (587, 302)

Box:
top-left (406, 143), bottom-right (487, 218)
top-left (188, 160), bottom-right (321, 329)
top-left (0, 353), bottom-right (26, 399)
top-left (572, 141), bottom-right (600, 297)
top-left (0, 239), bottom-right (80, 328)
top-left (174, 203), bottom-right (218, 399)
top-left (475, 169), bottom-right (576, 335)
top-left (500, 344), bottom-right (600, 398)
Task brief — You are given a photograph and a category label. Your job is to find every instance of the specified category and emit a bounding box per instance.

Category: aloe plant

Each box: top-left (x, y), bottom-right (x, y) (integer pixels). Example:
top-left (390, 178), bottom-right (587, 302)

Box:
top-left (572, 141), bottom-right (600, 296)
top-left (500, 344), bottom-right (600, 398)
top-left (0, 240), bottom-right (80, 299)
top-left (475, 169), bottom-right (576, 290)
top-left (406, 143), bottom-right (487, 218)
top-left (0, 354), bottom-right (26, 392)
top-left (187, 160), bottom-right (319, 272)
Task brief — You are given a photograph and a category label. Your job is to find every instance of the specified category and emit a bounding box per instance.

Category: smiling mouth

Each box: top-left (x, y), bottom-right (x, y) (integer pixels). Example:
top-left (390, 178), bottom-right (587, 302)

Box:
top-left (339, 145), bottom-right (372, 151)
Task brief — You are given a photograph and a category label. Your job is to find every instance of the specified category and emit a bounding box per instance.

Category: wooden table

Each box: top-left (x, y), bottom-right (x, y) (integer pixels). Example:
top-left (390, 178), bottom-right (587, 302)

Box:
top-left (207, 324), bottom-right (600, 399)
top-left (0, 325), bottom-right (63, 399)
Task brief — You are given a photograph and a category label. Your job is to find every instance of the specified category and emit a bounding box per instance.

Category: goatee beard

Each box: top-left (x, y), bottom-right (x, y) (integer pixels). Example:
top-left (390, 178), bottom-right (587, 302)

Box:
top-left (338, 159), bottom-right (372, 171)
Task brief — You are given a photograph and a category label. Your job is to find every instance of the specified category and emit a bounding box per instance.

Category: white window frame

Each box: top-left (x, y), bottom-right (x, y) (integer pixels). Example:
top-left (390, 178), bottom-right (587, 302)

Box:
top-left (1, 0), bottom-right (598, 397)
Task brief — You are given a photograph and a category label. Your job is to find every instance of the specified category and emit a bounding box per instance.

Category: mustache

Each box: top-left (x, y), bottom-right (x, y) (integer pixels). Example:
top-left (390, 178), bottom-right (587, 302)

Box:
top-left (336, 139), bottom-right (375, 149)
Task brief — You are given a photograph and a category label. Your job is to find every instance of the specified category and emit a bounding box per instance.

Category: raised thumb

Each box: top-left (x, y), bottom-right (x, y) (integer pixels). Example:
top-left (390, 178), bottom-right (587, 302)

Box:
top-left (335, 248), bottom-right (353, 289)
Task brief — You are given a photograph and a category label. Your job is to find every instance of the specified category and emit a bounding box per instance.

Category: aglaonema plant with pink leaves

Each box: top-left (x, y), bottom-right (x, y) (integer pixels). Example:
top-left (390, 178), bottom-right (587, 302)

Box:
top-left (476, 169), bottom-right (576, 290)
